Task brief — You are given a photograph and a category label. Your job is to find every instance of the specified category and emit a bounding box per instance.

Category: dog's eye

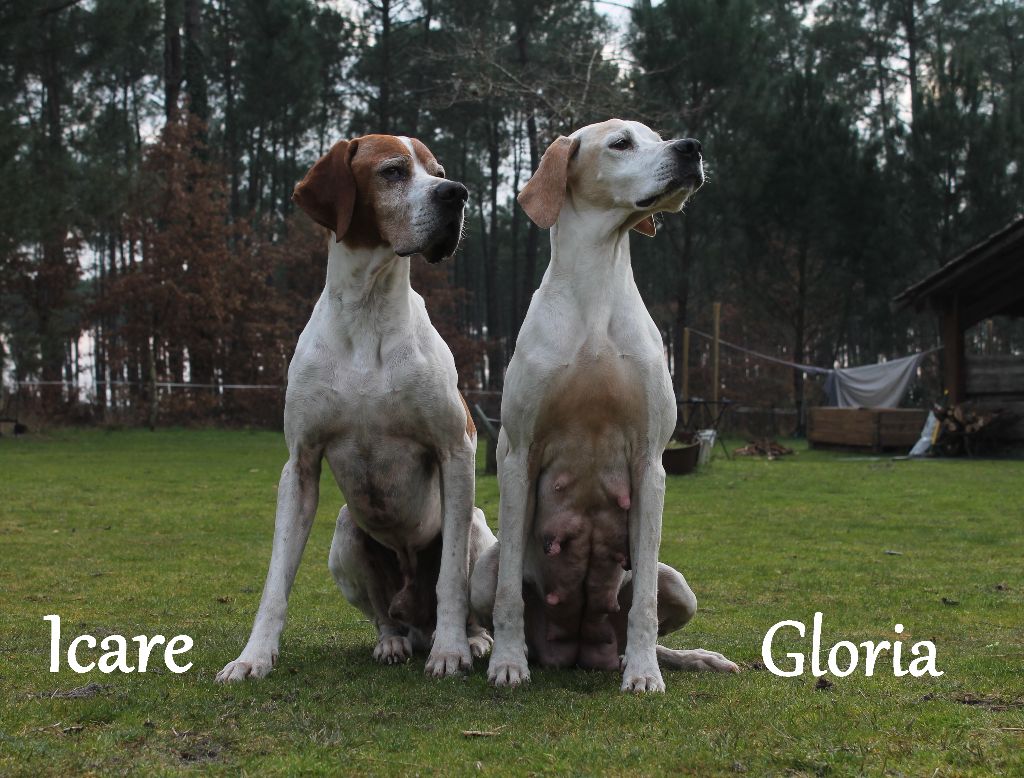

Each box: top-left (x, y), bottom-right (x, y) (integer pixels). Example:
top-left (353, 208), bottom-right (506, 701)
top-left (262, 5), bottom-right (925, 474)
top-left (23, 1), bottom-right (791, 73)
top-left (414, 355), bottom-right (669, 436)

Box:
top-left (609, 137), bottom-right (633, 151)
top-left (380, 165), bottom-right (407, 181)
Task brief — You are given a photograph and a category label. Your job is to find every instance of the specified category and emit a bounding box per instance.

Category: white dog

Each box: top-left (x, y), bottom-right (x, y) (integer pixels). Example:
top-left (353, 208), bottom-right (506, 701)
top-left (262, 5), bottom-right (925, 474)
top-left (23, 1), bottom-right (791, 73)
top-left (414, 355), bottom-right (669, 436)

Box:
top-left (217, 134), bottom-right (494, 683)
top-left (472, 119), bottom-right (738, 692)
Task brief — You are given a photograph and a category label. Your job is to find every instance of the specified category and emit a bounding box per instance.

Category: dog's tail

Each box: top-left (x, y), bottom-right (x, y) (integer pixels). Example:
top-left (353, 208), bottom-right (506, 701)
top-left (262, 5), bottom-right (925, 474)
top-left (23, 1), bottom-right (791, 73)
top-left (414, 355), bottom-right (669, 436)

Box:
top-left (656, 644), bottom-right (740, 673)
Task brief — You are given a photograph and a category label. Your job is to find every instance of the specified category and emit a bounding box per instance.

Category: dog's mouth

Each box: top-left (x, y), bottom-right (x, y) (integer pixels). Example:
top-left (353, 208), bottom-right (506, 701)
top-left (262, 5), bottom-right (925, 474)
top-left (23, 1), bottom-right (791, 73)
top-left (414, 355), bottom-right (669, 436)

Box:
top-left (635, 171), bottom-right (704, 209)
top-left (416, 217), bottom-right (465, 265)
top-left (394, 212), bottom-right (466, 264)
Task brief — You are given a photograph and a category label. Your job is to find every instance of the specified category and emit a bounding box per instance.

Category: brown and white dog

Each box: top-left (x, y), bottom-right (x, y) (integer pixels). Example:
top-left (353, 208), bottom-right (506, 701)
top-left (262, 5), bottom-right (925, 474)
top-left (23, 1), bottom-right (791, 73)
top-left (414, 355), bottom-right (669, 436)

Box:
top-left (217, 135), bottom-right (494, 682)
top-left (471, 119), bottom-right (738, 692)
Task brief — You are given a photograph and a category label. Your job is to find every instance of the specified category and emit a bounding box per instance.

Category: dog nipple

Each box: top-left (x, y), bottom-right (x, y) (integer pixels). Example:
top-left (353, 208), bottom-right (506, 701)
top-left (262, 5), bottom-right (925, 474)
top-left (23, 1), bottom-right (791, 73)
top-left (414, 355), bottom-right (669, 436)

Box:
top-left (617, 493), bottom-right (631, 511)
top-left (543, 537), bottom-right (561, 556)
top-left (603, 590), bottom-right (621, 613)
top-left (545, 592), bottom-right (560, 606)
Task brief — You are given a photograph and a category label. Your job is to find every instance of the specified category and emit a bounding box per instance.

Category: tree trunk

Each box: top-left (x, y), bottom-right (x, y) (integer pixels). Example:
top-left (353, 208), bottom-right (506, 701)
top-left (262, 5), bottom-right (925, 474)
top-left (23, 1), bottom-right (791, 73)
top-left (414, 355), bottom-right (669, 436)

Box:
top-left (409, 0), bottom-right (432, 135)
top-left (378, 0), bottom-right (391, 133)
top-left (520, 113), bottom-right (540, 315)
top-left (510, 111), bottom-right (522, 335)
top-left (219, 0), bottom-right (239, 217)
top-left (902, 0), bottom-right (920, 131)
top-left (247, 124), bottom-right (263, 212)
top-left (670, 215), bottom-right (693, 396)
top-left (485, 115), bottom-right (503, 388)
top-left (184, 0), bottom-right (207, 123)
top-left (147, 334), bottom-right (159, 431)
top-left (515, 13), bottom-right (541, 324)
top-left (164, 0), bottom-right (182, 122)
top-left (793, 235), bottom-right (809, 436)
top-left (37, 14), bottom-right (71, 411)
top-left (873, 16), bottom-right (893, 165)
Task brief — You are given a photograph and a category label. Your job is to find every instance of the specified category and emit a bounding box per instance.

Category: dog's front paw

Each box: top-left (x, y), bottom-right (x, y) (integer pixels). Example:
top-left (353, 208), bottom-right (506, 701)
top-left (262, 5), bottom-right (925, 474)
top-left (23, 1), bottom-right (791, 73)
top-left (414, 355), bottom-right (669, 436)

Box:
top-left (425, 636), bottom-right (472, 678)
top-left (215, 647), bottom-right (278, 683)
top-left (468, 630), bottom-right (493, 659)
top-left (621, 652), bottom-right (665, 693)
top-left (487, 648), bottom-right (530, 687)
top-left (373, 635), bottom-right (413, 665)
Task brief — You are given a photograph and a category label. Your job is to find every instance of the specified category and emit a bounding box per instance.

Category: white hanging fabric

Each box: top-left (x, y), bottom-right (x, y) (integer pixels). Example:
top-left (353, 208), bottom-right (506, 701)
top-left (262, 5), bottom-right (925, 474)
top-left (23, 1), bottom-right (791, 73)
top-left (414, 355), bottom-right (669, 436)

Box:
top-left (824, 353), bottom-right (926, 408)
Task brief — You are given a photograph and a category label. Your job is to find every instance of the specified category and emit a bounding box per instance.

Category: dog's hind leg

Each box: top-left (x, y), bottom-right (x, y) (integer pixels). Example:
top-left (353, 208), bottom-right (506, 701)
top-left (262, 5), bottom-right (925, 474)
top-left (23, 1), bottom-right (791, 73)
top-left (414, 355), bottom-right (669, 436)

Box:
top-left (469, 538), bottom-right (498, 631)
top-left (655, 644), bottom-right (738, 672)
top-left (328, 506), bottom-right (413, 665)
top-left (467, 508), bottom-right (496, 658)
top-left (614, 563), bottom-right (738, 673)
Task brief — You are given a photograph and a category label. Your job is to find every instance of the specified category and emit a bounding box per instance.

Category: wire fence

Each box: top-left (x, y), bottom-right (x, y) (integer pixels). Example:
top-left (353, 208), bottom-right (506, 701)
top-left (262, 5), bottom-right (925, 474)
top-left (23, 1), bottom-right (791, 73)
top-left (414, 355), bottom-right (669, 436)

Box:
top-left (3, 327), bottom-right (944, 437)
top-left (2, 378), bottom-right (287, 430)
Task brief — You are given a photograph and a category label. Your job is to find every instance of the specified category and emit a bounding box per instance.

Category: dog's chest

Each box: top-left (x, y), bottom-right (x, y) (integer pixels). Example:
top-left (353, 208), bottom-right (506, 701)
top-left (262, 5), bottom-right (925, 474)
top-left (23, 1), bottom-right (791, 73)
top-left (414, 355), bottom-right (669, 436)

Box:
top-left (286, 321), bottom-right (455, 548)
top-left (532, 337), bottom-right (651, 440)
top-left (290, 332), bottom-right (452, 438)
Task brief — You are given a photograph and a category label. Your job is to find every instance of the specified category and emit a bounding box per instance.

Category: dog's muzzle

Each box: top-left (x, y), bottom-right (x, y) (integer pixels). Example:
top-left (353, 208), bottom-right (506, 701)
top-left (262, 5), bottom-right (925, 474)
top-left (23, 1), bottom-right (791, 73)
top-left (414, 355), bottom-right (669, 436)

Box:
top-left (636, 138), bottom-right (704, 209)
top-left (399, 181), bottom-right (469, 263)
top-left (421, 181), bottom-right (468, 263)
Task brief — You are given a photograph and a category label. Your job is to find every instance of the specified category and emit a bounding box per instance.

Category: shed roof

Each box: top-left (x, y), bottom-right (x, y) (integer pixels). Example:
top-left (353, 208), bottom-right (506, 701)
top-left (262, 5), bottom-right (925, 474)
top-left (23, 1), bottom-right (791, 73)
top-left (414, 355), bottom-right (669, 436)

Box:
top-left (893, 215), bottom-right (1024, 327)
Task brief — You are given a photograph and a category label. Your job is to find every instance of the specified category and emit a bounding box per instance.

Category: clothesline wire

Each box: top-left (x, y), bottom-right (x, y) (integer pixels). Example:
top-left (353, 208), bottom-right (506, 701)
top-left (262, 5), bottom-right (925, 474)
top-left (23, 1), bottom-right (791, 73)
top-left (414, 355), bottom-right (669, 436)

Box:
top-left (686, 328), bottom-right (939, 375)
top-left (9, 380), bottom-right (282, 390)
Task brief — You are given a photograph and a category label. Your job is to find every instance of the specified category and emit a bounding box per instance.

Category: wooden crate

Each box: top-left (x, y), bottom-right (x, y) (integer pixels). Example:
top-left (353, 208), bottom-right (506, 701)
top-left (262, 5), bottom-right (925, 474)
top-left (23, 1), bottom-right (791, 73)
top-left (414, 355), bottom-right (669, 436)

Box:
top-left (808, 407), bottom-right (928, 451)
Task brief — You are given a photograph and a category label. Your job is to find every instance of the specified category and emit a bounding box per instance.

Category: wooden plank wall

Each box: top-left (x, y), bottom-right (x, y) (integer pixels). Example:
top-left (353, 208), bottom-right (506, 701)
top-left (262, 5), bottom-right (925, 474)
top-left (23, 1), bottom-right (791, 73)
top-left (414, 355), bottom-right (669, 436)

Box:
top-left (967, 355), bottom-right (1024, 396)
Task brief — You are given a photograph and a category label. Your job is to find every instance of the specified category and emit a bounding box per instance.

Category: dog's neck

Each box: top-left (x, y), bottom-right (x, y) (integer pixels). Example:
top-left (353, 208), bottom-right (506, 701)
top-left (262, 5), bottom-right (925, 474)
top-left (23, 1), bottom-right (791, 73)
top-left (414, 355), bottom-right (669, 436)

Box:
top-left (544, 202), bottom-right (637, 320)
top-left (323, 239), bottom-right (415, 334)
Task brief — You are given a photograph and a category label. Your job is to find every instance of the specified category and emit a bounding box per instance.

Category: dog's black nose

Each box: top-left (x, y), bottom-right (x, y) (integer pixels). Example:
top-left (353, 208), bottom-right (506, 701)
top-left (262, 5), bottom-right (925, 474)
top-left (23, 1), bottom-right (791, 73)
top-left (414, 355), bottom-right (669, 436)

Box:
top-left (673, 138), bottom-right (702, 157)
top-left (434, 180), bottom-right (469, 204)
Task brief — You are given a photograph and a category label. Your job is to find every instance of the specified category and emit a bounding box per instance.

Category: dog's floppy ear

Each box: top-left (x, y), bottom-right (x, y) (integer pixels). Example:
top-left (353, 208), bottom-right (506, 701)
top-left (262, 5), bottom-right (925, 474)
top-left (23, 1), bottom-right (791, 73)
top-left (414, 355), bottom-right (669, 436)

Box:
top-left (518, 135), bottom-right (580, 229)
top-left (632, 215), bottom-right (657, 237)
top-left (292, 139), bottom-right (359, 242)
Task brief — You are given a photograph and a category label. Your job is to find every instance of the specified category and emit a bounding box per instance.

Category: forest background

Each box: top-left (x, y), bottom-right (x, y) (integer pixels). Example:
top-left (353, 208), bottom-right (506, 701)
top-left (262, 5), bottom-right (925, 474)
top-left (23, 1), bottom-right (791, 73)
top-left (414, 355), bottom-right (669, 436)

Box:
top-left (2, 0), bottom-right (1022, 431)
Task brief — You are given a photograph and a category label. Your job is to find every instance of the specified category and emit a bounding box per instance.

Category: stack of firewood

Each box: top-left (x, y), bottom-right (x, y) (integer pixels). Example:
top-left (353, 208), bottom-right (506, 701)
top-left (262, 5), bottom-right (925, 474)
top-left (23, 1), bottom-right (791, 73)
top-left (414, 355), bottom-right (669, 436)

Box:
top-left (733, 439), bottom-right (794, 459)
top-left (932, 403), bottom-right (1016, 457)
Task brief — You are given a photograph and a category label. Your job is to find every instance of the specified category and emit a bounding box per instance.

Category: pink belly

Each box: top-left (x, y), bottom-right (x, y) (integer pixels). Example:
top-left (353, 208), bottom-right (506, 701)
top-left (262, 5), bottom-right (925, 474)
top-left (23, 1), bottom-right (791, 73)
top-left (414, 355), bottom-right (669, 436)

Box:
top-left (527, 463), bottom-right (631, 670)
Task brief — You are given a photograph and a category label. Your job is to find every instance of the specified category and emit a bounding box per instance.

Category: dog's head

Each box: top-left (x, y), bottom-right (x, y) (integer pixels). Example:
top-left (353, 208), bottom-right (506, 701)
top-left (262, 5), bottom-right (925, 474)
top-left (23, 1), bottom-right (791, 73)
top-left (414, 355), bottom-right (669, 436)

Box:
top-left (293, 134), bottom-right (468, 263)
top-left (518, 119), bottom-right (704, 237)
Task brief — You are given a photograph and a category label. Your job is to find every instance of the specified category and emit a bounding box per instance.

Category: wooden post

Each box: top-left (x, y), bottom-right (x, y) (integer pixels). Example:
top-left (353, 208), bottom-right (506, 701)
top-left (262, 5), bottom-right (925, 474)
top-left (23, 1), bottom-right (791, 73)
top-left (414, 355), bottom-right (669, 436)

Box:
top-left (681, 326), bottom-right (690, 426)
top-left (712, 302), bottom-right (721, 406)
top-left (473, 404), bottom-right (500, 476)
top-left (147, 340), bottom-right (158, 432)
top-left (941, 296), bottom-right (966, 404)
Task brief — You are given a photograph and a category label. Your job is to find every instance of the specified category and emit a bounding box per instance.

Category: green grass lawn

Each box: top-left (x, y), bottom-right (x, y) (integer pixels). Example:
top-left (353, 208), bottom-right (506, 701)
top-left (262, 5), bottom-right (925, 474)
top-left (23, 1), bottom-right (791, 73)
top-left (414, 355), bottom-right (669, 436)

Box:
top-left (1, 429), bottom-right (1022, 776)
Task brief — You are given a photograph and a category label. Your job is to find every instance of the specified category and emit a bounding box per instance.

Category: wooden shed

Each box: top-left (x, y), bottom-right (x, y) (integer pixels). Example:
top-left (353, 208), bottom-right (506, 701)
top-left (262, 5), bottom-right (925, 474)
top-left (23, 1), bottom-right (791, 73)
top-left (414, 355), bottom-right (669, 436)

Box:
top-left (893, 215), bottom-right (1024, 441)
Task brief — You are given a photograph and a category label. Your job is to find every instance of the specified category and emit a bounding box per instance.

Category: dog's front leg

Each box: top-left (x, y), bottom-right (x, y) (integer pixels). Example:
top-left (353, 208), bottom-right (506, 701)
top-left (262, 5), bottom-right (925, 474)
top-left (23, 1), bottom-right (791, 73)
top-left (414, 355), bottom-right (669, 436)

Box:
top-left (621, 456), bottom-right (666, 693)
top-left (487, 444), bottom-right (531, 687)
top-left (425, 443), bottom-right (474, 677)
top-left (216, 447), bottom-right (321, 682)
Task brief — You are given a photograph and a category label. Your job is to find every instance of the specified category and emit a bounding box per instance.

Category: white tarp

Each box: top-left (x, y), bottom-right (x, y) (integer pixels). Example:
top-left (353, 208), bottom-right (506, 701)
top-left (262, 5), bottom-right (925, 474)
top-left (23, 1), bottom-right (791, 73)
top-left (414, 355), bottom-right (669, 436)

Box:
top-left (909, 411), bottom-right (939, 457)
top-left (824, 353), bottom-right (925, 408)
